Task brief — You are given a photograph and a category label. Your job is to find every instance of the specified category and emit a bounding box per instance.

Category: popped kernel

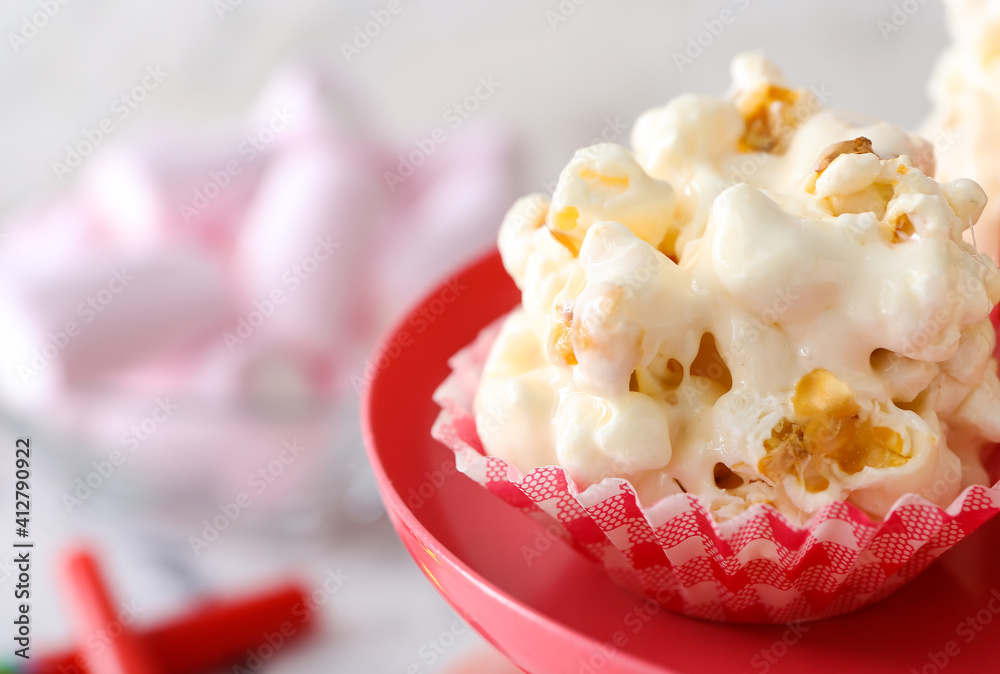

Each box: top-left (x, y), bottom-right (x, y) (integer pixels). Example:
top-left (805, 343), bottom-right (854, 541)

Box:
top-left (553, 206), bottom-right (580, 231)
top-left (760, 420), bottom-right (831, 493)
top-left (812, 137), bottom-right (876, 173)
top-left (548, 206), bottom-right (583, 256)
top-left (882, 213), bottom-right (917, 243)
top-left (548, 318), bottom-right (577, 366)
top-left (579, 167), bottom-right (630, 188)
top-left (736, 84), bottom-right (802, 153)
top-left (761, 370), bottom-right (910, 491)
top-left (792, 369), bottom-right (859, 420)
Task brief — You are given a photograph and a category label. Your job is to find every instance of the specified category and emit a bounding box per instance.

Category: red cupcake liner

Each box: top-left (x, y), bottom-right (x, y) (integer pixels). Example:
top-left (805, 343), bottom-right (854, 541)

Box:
top-left (431, 317), bottom-right (1000, 624)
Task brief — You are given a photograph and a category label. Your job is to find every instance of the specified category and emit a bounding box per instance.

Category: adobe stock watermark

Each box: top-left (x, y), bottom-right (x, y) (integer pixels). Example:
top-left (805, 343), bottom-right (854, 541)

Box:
top-left (535, 117), bottom-right (630, 195)
top-left (519, 117), bottom-right (632, 203)
top-left (576, 589), bottom-right (678, 673)
top-left (728, 83), bottom-right (834, 183)
top-left (49, 599), bottom-right (146, 674)
top-left (545, 0), bottom-right (590, 31)
top-left (898, 275), bottom-right (987, 357)
top-left (16, 268), bottom-right (135, 386)
top-left (7, 0), bottom-right (72, 54)
top-left (340, 0), bottom-right (411, 63)
top-left (61, 397), bottom-right (180, 513)
top-left (911, 462), bottom-right (970, 509)
top-left (518, 460), bottom-right (655, 570)
top-left (472, 402), bottom-right (512, 446)
top-left (747, 621), bottom-right (810, 673)
top-left (402, 401), bottom-right (509, 510)
top-left (351, 277), bottom-right (467, 393)
top-left (402, 459), bottom-right (458, 511)
top-left (571, 247), bottom-right (667, 339)
top-left (877, 0), bottom-right (931, 40)
top-left (179, 106), bottom-right (295, 223)
top-left (51, 66), bottom-right (169, 181)
top-left (213, 0), bottom-right (245, 20)
top-left (909, 587), bottom-right (1000, 673)
top-left (921, 125), bottom-right (958, 176)
top-left (553, 117), bottom-right (633, 194)
top-left (405, 620), bottom-right (470, 674)
top-left (586, 116), bottom-right (629, 147)
top-left (383, 75), bottom-right (502, 191)
top-left (672, 0), bottom-right (754, 73)
top-left (188, 439), bottom-right (307, 556)
top-left (0, 556), bottom-right (15, 587)
top-left (222, 236), bottom-right (338, 353)
top-left (520, 523), bottom-right (567, 567)
top-left (728, 286), bottom-right (802, 359)
top-left (231, 566), bottom-right (349, 673)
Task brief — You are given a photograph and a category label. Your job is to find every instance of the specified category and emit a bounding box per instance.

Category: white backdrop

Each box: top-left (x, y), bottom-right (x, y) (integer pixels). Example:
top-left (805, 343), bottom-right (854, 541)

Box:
top-left (0, 0), bottom-right (945, 216)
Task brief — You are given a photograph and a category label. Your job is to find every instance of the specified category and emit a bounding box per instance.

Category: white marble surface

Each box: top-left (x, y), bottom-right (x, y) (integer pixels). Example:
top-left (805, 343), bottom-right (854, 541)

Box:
top-left (0, 1), bottom-right (945, 671)
top-left (0, 405), bottom-right (488, 672)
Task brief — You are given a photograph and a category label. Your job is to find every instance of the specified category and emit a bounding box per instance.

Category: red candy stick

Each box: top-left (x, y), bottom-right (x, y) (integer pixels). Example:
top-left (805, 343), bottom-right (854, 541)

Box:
top-left (62, 551), bottom-right (162, 674)
top-left (37, 551), bottom-right (315, 674)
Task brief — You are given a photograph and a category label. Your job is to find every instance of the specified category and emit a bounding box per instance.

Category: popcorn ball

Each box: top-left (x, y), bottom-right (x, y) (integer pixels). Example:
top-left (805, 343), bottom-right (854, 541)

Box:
top-left (476, 53), bottom-right (1000, 524)
top-left (433, 53), bottom-right (1000, 622)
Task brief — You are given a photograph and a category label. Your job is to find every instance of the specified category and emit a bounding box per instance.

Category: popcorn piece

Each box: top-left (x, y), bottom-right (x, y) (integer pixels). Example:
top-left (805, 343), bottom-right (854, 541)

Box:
top-left (869, 349), bottom-right (939, 403)
top-left (474, 309), bottom-right (563, 475)
top-left (731, 52), bottom-right (817, 154)
top-left (760, 369), bottom-right (911, 503)
top-left (791, 369), bottom-right (859, 420)
top-left (632, 94), bottom-right (745, 176)
top-left (813, 148), bottom-right (883, 199)
top-left (735, 84), bottom-right (803, 154)
top-left (547, 143), bottom-right (679, 258)
top-left (498, 194), bottom-right (550, 288)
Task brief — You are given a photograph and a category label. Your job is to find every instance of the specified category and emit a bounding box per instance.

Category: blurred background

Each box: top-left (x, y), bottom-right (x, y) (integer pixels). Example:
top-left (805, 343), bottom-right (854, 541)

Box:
top-left (0, 1), bottom-right (948, 671)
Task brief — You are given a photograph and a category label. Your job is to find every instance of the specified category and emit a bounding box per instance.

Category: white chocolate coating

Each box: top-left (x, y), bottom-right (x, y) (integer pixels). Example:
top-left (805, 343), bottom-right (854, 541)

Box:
top-left (476, 54), bottom-right (1000, 524)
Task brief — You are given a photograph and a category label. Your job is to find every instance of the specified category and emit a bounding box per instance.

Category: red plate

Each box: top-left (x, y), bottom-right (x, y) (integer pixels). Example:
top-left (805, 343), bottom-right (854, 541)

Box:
top-left (362, 250), bottom-right (1000, 674)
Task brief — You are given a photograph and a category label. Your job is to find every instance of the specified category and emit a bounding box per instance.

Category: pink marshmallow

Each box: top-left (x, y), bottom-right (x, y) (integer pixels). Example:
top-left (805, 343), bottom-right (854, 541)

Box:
top-left (246, 60), bottom-right (379, 150)
top-left (80, 135), bottom-right (272, 254)
top-left (0, 199), bottom-right (104, 279)
top-left (75, 386), bottom-right (330, 504)
top-left (374, 123), bottom-right (515, 324)
top-left (0, 247), bottom-right (234, 410)
top-left (232, 138), bottom-right (386, 393)
top-left (184, 337), bottom-right (337, 419)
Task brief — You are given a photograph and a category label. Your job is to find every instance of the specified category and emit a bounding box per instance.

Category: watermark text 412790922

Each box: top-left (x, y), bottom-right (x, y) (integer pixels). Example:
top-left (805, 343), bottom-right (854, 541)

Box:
top-left (13, 437), bottom-right (33, 661)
